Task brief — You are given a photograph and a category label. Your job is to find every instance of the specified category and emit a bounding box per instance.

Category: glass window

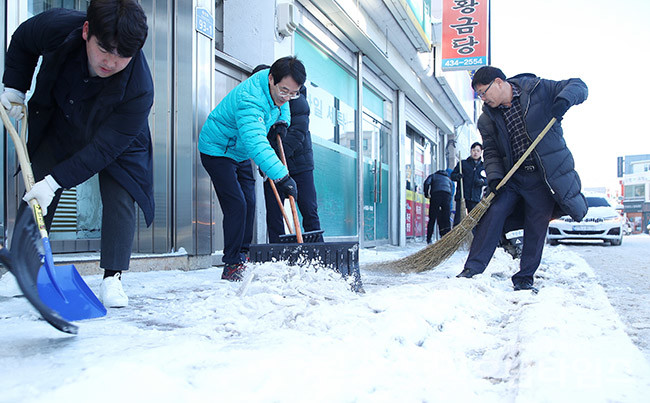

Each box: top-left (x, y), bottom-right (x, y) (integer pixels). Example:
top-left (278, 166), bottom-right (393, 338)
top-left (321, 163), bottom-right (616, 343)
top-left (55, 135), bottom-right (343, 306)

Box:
top-left (625, 184), bottom-right (645, 199)
top-left (28, 1), bottom-right (88, 16)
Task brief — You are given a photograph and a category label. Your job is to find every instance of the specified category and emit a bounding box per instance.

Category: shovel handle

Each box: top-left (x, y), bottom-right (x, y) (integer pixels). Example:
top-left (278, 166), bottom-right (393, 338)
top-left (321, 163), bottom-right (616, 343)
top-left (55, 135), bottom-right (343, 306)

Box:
top-left (276, 134), bottom-right (303, 243)
top-left (268, 178), bottom-right (294, 234)
top-left (0, 104), bottom-right (49, 238)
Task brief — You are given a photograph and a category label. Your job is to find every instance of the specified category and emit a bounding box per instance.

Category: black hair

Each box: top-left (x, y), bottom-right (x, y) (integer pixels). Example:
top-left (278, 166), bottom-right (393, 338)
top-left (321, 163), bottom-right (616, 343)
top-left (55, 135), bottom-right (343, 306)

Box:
top-left (252, 64), bottom-right (270, 75)
top-left (86, 0), bottom-right (148, 58)
top-left (471, 66), bottom-right (506, 90)
top-left (471, 142), bottom-right (483, 150)
top-left (269, 56), bottom-right (306, 86)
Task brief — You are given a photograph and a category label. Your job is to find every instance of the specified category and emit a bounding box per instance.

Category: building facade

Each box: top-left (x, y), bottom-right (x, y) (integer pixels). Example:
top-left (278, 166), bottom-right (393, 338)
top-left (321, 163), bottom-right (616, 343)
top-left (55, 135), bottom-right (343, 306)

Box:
top-left (1, 0), bottom-right (478, 265)
top-left (621, 154), bottom-right (650, 234)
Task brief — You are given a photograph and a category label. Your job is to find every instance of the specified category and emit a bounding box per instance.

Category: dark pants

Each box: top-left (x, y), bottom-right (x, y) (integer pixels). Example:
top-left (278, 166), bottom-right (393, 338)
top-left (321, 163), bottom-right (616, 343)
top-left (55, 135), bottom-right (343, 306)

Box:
top-left (454, 199), bottom-right (479, 226)
top-left (263, 169), bottom-right (321, 243)
top-left (200, 154), bottom-right (255, 264)
top-left (464, 169), bottom-right (555, 285)
top-left (32, 143), bottom-right (136, 271)
top-left (427, 191), bottom-right (452, 242)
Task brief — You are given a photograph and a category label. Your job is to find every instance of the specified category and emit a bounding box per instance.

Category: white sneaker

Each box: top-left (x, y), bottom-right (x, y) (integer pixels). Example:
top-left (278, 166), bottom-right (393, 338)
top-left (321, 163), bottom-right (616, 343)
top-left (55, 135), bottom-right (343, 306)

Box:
top-left (99, 272), bottom-right (129, 308)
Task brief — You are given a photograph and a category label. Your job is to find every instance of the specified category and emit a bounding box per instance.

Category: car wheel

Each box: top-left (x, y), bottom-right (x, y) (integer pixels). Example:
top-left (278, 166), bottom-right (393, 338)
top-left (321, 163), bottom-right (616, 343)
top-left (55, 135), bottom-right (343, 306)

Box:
top-left (610, 237), bottom-right (622, 246)
top-left (548, 239), bottom-right (559, 246)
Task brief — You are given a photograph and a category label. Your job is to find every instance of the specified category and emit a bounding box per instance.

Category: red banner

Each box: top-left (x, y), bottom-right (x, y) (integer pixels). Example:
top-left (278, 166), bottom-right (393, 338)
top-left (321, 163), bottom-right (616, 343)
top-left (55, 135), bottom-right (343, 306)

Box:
top-left (442, 0), bottom-right (489, 71)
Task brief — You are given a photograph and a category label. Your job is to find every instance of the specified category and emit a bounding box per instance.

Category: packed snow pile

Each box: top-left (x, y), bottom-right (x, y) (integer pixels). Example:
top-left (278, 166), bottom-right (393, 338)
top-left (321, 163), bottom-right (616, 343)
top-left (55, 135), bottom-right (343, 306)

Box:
top-left (1, 243), bottom-right (649, 402)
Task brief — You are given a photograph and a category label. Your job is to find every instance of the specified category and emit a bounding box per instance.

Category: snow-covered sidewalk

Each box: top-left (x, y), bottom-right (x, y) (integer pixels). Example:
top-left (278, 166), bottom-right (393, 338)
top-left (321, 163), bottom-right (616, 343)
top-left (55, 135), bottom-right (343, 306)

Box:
top-left (1, 243), bottom-right (649, 402)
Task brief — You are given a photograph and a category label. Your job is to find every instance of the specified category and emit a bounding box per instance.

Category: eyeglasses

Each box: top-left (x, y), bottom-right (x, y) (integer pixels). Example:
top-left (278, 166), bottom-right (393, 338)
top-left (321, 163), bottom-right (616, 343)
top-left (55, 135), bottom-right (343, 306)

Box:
top-left (277, 85), bottom-right (301, 100)
top-left (475, 79), bottom-right (495, 99)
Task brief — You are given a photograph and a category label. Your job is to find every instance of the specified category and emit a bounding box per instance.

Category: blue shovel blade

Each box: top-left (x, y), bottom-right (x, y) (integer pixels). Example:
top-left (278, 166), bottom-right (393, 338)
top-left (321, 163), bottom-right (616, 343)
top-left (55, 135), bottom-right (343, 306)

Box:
top-left (37, 263), bottom-right (107, 322)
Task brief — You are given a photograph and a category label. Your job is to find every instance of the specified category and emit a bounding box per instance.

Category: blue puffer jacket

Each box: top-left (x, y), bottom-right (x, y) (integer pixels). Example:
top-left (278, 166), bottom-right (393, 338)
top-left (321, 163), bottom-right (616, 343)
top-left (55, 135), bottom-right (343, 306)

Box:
top-left (199, 69), bottom-right (290, 180)
top-left (478, 73), bottom-right (588, 221)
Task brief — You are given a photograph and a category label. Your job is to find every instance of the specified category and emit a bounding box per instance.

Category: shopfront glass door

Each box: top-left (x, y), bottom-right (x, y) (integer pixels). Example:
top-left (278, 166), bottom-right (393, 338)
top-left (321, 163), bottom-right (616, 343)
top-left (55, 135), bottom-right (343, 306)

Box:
top-left (362, 114), bottom-right (389, 245)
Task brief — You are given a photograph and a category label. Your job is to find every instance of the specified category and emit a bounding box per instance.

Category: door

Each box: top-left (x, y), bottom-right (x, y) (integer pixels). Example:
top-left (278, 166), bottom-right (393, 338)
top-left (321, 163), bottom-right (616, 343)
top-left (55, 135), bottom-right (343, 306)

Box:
top-left (362, 114), bottom-right (389, 245)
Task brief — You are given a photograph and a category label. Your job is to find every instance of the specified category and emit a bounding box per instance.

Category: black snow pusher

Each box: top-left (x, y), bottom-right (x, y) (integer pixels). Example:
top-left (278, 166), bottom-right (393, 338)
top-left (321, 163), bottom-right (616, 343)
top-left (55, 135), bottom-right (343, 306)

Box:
top-left (250, 135), bottom-right (362, 291)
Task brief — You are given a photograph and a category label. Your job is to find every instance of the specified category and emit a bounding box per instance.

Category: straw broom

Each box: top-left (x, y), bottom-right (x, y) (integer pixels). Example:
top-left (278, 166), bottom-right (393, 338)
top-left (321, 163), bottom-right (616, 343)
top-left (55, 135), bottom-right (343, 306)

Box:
top-left (377, 118), bottom-right (557, 273)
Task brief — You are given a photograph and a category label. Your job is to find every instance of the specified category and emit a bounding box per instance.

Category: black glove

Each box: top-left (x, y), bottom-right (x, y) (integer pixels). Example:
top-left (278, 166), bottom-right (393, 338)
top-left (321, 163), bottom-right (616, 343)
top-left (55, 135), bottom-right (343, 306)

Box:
top-left (551, 98), bottom-right (570, 119)
top-left (268, 120), bottom-right (288, 149)
top-left (488, 179), bottom-right (502, 195)
top-left (274, 174), bottom-right (297, 199)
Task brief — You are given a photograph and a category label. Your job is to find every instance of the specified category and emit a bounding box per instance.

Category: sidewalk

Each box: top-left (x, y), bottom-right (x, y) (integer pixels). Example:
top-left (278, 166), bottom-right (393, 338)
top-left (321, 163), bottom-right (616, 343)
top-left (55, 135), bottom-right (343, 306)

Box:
top-left (1, 242), bottom-right (649, 402)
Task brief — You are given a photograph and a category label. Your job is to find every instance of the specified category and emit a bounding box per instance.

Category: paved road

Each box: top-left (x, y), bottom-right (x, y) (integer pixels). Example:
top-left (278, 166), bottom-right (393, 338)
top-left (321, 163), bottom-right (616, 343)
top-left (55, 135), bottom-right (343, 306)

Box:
top-left (556, 235), bottom-right (650, 363)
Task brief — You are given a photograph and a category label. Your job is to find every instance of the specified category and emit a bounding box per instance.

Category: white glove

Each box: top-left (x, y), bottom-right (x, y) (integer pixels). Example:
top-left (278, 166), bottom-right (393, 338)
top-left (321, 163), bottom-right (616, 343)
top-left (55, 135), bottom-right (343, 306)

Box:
top-left (0, 88), bottom-right (26, 119)
top-left (23, 175), bottom-right (61, 216)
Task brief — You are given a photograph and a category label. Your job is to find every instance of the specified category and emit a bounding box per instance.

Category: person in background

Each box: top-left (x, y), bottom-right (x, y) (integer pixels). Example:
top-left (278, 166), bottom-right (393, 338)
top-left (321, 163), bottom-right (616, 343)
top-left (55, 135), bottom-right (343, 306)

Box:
top-left (258, 67), bottom-right (322, 243)
top-left (199, 56), bottom-right (304, 281)
top-left (451, 142), bottom-right (486, 226)
top-left (1, 0), bottom-right (153, 308)
top-left (423, 170), bottom-right (453, 244)
top-left (456, 66), bottom-right (588, 292)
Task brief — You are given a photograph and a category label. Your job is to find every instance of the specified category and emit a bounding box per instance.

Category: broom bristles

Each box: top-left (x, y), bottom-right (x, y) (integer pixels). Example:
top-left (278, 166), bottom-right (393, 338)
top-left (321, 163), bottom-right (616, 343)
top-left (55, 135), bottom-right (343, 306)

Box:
top-left (373, 193), bottom-right (495, 273)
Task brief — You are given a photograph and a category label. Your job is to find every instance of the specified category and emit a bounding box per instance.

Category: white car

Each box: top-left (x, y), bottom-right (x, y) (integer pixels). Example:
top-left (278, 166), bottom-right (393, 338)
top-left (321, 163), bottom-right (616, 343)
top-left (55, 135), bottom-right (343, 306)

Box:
top-left (547, 196), bottom-right (623, 246)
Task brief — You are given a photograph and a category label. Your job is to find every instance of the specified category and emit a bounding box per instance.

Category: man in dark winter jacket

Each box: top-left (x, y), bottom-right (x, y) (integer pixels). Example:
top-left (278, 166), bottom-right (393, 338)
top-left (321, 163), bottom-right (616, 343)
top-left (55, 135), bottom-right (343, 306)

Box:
top-left (1, 0), bottom-right (153, 308)
top-left (456, 66), bottom-right (588, 292)
top-left (423, 170), bottom-right (453, 243)
top-left (263, 84), bottom-right (322, 243)
top-left (451, 142), bottom-right (486, 226)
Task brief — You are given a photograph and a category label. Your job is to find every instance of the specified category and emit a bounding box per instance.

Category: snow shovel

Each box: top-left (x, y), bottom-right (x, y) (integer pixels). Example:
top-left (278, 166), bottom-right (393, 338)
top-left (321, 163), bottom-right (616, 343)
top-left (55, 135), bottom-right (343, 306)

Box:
top-left (1, 105), bottom-right (107, 323)
top-left (0, 204), bottom-right (78, 334)
top-left (249, 135), bottom-right (361, 290)
top-left (379, 118), bottom-right (558, 273)
top-left (269, 135), bottom-right (324, 244)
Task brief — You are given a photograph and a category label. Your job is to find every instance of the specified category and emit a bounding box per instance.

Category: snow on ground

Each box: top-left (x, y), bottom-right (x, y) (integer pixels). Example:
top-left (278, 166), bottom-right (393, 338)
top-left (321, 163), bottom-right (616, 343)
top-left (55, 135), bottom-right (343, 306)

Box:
top-left (1, 242), bottom-right (649, 403)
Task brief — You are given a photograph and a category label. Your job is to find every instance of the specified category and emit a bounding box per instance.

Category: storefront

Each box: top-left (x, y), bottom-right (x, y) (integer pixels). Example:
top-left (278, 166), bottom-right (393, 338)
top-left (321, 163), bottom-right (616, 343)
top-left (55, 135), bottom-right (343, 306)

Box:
top-left (2, 0), bottom-right (476, 262)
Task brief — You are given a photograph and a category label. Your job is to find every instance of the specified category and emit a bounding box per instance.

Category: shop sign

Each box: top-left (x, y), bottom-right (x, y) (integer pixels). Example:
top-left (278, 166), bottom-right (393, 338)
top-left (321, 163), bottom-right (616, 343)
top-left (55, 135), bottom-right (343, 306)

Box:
top-left (442, 0), bottom-right (490, 71)
top-left (624, 201), bottom-right (643, 212)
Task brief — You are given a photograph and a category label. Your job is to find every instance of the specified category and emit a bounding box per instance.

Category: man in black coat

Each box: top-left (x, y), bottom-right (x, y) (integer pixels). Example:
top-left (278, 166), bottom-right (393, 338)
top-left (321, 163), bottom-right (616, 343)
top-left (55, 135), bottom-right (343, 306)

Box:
top-left (450, 142), bottom-right (486, 226)
top-left (456, 66), bottom-right (588, 291)
top-left (1, 0), bottom-right (154, 307)
top-left (263, 85), bottom-right (321, 243)
top-left (423, 170), bottom-right (453, 243)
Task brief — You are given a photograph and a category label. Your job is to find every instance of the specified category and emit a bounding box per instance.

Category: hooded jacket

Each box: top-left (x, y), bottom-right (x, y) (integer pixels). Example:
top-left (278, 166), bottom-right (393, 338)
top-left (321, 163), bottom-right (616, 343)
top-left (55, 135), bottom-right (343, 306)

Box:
top-left (3, 9), bottom-right (155, 225)
top-left (198, 69), bottom-right (291, 181)
top-left (478, 73), bottom-right (588, 221)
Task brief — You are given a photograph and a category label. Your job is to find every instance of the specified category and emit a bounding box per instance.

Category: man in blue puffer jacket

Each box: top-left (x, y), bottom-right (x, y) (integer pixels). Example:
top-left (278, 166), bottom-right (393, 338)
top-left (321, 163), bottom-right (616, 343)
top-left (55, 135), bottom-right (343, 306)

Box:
top-left (199, 56), bottom-right (304, 281)
top-left (456, 66), bottom-right (588, 292)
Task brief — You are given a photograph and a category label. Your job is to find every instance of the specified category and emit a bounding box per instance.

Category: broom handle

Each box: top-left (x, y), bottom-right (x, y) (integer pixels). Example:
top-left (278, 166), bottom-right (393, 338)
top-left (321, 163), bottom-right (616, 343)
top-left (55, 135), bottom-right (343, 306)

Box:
top-left (458, 151), bottom-right (465, 200)
top-left (494, 118), bottom-right (557, 191)
top-left (0, 104), bottom-right (49, 238)
top-left (276, 134), bottom-right (303, 243)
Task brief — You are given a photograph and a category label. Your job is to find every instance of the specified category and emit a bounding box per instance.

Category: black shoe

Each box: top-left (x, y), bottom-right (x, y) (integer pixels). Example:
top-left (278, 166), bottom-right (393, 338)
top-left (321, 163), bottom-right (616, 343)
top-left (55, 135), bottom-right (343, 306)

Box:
top-left (221, 262), bottom-right (246, 282)
top-left (513, 279), bottom-right (538, 293)
top-left (456, 268), bottom-right (476, 278)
